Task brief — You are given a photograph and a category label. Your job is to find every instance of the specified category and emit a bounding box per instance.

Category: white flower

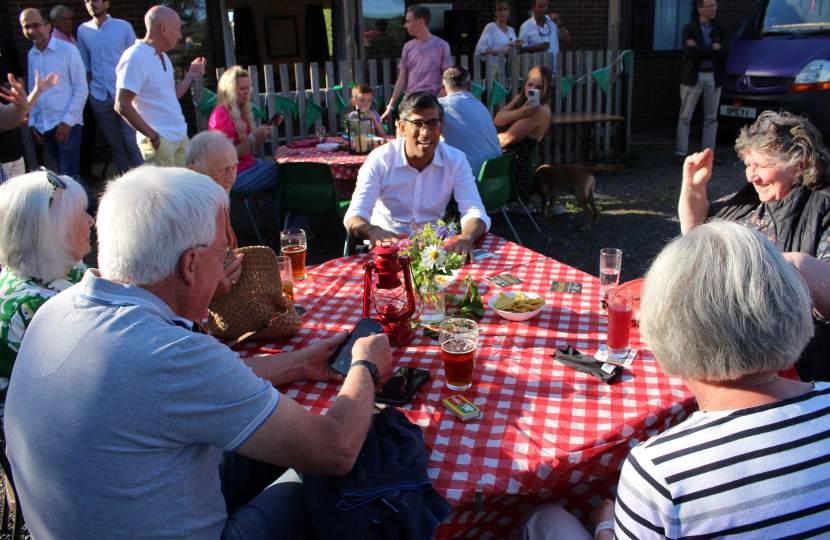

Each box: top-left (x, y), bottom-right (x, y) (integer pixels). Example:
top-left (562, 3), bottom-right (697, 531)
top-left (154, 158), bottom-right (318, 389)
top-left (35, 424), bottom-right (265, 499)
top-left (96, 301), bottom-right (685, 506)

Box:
top-left (420, 244), bottom-right (447, 269)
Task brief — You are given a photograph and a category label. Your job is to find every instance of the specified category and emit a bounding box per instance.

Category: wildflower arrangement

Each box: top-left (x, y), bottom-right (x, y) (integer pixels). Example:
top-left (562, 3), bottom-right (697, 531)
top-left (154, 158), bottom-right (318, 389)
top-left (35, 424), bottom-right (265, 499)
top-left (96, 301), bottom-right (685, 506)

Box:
top-left (397, 218), bottom-right (465, 285)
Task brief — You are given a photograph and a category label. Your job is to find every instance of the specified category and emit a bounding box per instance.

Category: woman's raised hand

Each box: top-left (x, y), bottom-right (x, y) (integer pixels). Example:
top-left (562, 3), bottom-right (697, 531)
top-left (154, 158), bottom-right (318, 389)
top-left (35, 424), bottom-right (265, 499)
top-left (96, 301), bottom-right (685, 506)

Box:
top-left (252, 124), bottom-right (275, 146)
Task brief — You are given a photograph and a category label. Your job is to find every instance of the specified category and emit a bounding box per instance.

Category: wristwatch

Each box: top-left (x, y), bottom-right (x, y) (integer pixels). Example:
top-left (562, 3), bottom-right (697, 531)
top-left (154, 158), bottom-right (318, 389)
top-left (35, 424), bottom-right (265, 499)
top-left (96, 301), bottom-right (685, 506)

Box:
top-left (150, 132), bottom-right (160, 143)
top-left (594, 521), bottom-right (614, 539)
top-left (351, 360), bottom-right (380, 386)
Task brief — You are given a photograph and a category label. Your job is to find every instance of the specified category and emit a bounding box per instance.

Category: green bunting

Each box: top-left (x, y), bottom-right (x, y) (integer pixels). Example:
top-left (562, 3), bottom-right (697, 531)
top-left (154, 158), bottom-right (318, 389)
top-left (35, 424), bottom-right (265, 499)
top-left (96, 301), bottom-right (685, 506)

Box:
top-left (561, 77), bottom-right (576, 99)
top-left (273, 94), bottom-right (300, 118)
top-left (250, 101), bottom-right (268, 121)
top-left (334, 92), bottom-right (348, 115)
top-left (197, 88), bottom-right (218, 117)
top-left (470, 82), bottom-right (485, 99)
top-left (304, 100), bottom-right (326, 130)
top-left (489, 80), bottom-right (509, 107)
top-left (623, 51), bottom-right (631, 75)
top-left (593, 67), bottom-right (610, 94)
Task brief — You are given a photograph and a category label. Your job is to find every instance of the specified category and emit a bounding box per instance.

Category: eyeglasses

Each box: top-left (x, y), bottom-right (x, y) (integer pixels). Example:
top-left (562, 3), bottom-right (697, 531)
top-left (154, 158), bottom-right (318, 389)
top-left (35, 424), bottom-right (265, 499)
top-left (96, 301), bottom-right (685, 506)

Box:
top-left (750, 119), bottom-right (775, 135)
top-left (39, 167), bottom-right (65, 207)
top-left (537, 22), bottom-right (552, 36)
top-left (197, 245), bottom-right (236, 267)
top-left (402, 118), bottom-right (442, 131)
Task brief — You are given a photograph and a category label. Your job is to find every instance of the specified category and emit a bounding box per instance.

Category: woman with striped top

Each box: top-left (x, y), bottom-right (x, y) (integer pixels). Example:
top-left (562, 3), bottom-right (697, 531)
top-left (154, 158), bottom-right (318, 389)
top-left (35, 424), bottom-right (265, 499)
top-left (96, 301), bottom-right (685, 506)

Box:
top-left (511, 221), bottom-right (829, 539)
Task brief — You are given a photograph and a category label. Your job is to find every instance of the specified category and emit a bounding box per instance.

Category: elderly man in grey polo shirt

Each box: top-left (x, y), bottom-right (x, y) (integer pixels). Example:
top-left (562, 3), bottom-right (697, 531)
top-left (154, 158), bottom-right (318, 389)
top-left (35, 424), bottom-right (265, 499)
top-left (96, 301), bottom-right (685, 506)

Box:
top-left (5, 166), bottom-right (392, 540)
top-left (438, 66), bottom-right (502, 178)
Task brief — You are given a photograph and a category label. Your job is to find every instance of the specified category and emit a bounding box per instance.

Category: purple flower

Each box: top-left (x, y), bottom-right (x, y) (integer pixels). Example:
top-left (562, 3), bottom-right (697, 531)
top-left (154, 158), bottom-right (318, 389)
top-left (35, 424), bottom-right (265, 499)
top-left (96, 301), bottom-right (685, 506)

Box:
top-left (448, 222), bottom-right (459, 236)
top-left (436, 225), bottom-right (450, 238)
top-left (409, 214), bottom-right (418, 232)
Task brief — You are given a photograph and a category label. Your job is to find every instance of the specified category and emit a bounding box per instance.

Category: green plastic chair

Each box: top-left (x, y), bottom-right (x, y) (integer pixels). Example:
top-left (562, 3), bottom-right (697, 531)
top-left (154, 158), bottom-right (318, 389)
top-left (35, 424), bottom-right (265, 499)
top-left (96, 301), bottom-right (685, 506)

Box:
top-left (230, 190), bottom-right (269, 245)
top-left (476, 154), bottom-right (523, 246)
top-left (277, 162), bottom-right (352, 255)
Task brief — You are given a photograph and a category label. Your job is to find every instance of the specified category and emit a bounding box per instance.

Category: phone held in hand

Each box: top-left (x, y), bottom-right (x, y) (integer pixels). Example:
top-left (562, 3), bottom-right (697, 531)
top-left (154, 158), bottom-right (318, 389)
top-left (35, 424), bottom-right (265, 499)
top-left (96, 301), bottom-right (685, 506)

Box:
top-left (327, 317), bottom-right (384, 376)
top-left (267, 113), bottom-right (283, 127)
top-left (374, 367), bottom-right (430, 406)
top-left (527, 89), bottom-right (540, 108)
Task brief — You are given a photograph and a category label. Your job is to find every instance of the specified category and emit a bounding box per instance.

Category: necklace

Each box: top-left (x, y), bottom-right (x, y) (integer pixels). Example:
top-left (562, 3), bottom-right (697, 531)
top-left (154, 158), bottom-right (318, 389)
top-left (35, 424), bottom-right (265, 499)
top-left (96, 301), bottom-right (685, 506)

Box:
top-left (699, 376), bottom-right (780, 410)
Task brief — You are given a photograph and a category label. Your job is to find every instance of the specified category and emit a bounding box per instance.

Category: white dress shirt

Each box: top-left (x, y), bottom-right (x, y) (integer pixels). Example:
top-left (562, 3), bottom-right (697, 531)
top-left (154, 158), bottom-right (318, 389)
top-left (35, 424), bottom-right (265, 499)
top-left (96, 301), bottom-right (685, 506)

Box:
top-left (519, 15), bottom-right (561, 54)
top-left (27, 37), bottom-right (88, 133)
top-left (78, 16), bottom-right (137, 101)
top-left (344, 138), bottom-right (491, 236)
top-left (116, 40), bottom-right (187, 142)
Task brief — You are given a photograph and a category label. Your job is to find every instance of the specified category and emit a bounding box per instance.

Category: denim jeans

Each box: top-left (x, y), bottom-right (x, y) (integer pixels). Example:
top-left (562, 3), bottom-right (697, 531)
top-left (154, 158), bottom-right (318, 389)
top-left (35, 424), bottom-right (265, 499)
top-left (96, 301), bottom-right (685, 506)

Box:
top-left (219, 452), bottom-right (318, 540)
top-left (43, 123), bottom-right (97, 215)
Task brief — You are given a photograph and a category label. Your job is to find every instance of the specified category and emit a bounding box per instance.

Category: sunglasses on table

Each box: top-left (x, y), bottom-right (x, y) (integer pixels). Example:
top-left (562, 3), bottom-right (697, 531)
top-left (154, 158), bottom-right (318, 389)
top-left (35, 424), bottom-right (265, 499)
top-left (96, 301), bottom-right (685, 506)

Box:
top-left (401, 118), bottom-right (443, 131)
top-left (39, 167), bottom-right (66, 207)
top-left (197, 245), bottom-right (237, 267)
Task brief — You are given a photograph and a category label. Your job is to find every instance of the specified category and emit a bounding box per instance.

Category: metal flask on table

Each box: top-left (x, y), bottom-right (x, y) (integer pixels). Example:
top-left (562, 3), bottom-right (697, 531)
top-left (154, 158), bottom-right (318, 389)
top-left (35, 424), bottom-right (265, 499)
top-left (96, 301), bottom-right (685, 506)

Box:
top-left (345, 110), bottom-right (377, 155)
top-left (362, 242), bottom-right (420, 347)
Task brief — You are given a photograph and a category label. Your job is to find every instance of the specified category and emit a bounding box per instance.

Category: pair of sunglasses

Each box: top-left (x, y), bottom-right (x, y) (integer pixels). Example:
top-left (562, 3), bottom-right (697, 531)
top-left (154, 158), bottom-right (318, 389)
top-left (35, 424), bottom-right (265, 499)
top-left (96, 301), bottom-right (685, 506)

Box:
top-left (750, 118), bottom-right (775, 135)
top-left (39, 167), bottom-right (65, 207)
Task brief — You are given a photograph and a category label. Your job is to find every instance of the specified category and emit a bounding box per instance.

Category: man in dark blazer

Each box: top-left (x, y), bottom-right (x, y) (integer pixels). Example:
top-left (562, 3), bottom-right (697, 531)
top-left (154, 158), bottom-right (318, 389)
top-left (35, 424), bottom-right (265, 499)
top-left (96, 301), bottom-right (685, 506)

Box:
top-left (676, 0), bottom-right (731, 165)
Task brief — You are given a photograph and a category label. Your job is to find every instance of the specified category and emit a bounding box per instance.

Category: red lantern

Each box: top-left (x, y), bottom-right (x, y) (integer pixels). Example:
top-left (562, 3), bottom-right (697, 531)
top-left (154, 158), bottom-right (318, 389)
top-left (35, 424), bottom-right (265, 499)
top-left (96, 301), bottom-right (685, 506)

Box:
top-left (362, 242), bottom-right (420, 347)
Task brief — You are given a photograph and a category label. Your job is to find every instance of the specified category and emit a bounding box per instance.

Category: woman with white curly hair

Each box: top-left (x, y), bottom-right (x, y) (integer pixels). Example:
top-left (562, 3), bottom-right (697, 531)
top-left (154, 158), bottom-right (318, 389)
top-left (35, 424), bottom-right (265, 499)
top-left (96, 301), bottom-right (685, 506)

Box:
top-left (0, 169), bottom-right (93, 422)
top-left (679, 110), bottom-right (830, 381)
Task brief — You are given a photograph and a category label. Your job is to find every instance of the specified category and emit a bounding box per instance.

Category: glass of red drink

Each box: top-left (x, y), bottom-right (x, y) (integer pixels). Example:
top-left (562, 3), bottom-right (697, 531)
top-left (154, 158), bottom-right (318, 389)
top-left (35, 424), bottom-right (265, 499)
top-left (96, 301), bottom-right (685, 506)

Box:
top-left (607, 288), bottom-right (634, 358)
top-left (439, 318), bottom-right (478, 391)
top-left (276, 256), bottom-right (294, 302)
top-left (280, 229), bottom-right (307, 280)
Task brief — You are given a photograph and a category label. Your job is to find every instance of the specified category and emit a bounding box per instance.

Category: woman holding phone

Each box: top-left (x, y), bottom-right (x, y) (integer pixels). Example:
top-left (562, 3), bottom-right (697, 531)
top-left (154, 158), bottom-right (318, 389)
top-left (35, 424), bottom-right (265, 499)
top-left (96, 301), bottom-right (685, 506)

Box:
top-left (209, 66), bottom-right (283, 213)
top-left (494, 65), bottom-right (552, 193)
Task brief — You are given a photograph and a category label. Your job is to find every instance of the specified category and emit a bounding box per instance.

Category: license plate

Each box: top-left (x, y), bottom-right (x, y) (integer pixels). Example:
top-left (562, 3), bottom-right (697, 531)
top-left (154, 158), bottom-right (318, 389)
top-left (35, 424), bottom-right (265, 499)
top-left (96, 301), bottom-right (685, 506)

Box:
top-left (720, 105), bottom-right (756, 118)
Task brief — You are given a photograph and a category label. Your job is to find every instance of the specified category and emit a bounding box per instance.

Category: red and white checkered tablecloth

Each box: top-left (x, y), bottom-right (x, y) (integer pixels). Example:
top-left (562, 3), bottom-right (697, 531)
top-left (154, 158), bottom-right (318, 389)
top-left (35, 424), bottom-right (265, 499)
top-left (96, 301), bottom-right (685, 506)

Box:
top-left (274, 137), bottom-right (369, 200)
top-left (230, 234), bottom-right (700, 539)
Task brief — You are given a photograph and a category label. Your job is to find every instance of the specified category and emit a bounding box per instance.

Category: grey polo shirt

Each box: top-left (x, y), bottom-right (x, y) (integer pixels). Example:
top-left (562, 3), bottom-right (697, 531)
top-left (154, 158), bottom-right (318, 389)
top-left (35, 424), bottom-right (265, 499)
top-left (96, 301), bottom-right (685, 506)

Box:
top-left (6, 270), bottom-right (278, 540)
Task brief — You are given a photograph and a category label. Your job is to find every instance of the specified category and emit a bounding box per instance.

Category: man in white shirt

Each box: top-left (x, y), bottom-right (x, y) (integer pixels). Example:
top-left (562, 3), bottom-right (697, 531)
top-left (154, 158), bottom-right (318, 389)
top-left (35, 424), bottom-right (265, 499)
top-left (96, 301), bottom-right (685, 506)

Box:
top-left (20, 8), bottom-right (88, 183)
top-left (115, 5), bottom-right (205, 167)
top-left (79, 0), bottom-right (142, 174)
top-left (518, 0), bottom-right (570, 57)
top-left (344, 91), bottom-right (490, 263)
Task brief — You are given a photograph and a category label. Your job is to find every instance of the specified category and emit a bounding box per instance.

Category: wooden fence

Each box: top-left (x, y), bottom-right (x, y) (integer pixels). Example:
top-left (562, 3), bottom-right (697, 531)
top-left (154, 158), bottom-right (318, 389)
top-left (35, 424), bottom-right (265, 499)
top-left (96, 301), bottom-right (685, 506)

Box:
top-left (192, 50), bottom-right (633, 165)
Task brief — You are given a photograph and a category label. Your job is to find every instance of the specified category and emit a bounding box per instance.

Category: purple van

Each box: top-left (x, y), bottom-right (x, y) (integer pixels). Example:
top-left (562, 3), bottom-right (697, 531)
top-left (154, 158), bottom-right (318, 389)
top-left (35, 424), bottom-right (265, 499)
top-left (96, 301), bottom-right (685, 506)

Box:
top-left (719, 0), bottom-right (830, 135)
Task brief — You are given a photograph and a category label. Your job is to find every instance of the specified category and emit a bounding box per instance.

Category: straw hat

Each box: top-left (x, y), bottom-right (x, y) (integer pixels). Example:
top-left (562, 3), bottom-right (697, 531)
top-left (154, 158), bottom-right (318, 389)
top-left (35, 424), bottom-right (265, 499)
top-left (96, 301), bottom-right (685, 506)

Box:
top-left (208, 246), bottom-right (302, 340)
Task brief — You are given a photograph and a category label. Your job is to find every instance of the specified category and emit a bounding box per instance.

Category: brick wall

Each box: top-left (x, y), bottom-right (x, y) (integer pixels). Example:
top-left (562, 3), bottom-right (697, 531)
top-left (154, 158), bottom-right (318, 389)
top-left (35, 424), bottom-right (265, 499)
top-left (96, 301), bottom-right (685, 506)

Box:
top-left (632, 0), bottom-right (758, 129)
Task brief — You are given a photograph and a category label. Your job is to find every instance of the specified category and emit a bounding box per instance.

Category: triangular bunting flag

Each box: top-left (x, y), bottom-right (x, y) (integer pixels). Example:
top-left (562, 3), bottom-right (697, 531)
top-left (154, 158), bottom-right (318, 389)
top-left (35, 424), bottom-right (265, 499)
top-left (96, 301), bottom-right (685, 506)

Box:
top-left (623, 51), bottom-right (631, 75)
top-left (250, 101), bottom-right (268, 121)
top-left (489, 80), bottom-right (509, 107)
top-left (561, 76), bottom-right (575, 99)
top-left (593, 67), bottom-right (610, 94)
top-left (305, 100), bottom-right (326, 130)
top-left (334, 92), bottom-right (347, 115)
top-left (470, 82), bottom-right (485, 99)
top-left (273, 94), bottom-right (300, 118)
top-left (197, 88), bottom-right (218, 117)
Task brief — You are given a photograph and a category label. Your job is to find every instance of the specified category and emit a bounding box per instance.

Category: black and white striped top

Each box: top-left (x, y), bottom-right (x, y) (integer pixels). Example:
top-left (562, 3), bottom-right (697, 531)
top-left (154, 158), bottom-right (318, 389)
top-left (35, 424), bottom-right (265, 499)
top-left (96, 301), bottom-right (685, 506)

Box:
top-left (614, 382), bottom-right (830, 539)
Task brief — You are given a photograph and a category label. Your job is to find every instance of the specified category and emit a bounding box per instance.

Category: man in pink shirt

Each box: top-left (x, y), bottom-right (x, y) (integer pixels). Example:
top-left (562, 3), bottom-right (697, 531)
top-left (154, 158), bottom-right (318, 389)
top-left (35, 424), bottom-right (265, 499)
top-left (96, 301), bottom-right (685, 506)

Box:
top-left (50, 6), bottom-right (77, 45)
top-left (380, 6), bottom-right (452, 124)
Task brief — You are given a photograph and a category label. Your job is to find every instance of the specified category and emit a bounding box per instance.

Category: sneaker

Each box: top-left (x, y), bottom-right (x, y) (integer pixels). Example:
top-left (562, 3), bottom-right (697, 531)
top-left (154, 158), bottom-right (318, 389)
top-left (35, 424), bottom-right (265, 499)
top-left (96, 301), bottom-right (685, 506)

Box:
top-left (552, 203), bottom-right (565, 216)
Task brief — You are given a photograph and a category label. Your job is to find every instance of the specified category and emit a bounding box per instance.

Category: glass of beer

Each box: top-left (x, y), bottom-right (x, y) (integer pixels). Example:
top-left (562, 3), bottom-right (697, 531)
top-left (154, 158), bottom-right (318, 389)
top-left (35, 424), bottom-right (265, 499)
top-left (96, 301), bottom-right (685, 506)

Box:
top-left (280, 229), bottom-right (307, 280)
top-left (607, 289), bottom-right (634, 358)
top-left (276, 255), bottom-right (294, 302)
top-left (439, 318), bottom-right (478, 391)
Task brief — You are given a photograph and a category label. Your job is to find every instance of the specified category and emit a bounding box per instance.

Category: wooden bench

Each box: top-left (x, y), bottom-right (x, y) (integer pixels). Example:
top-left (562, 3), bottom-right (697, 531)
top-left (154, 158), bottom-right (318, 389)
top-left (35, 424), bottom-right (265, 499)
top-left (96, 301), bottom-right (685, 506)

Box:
top-left (550, 111), bottom-right (625, 163)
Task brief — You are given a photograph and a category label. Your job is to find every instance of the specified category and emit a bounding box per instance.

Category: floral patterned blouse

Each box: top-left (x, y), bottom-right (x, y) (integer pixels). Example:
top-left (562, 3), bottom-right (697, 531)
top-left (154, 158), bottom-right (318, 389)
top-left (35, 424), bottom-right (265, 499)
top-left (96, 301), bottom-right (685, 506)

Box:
top-left (0, 262), bottom-right (86, 420)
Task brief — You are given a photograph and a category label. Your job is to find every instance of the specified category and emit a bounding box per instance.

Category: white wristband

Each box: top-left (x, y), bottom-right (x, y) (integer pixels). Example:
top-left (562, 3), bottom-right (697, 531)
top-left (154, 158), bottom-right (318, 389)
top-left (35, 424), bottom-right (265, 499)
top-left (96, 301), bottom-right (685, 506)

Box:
top-left (248, 133), bottom-right (256, 145)
top-left (594, 521), bottom-right (614, 539)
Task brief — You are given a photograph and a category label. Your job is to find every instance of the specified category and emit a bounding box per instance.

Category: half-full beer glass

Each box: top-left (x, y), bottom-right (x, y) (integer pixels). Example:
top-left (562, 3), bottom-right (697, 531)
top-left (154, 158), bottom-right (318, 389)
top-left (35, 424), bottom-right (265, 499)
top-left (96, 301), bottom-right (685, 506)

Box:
top-left (439, 319), bottom-right (478, 391)
top-left (280, 229), bottom-right (307, 280)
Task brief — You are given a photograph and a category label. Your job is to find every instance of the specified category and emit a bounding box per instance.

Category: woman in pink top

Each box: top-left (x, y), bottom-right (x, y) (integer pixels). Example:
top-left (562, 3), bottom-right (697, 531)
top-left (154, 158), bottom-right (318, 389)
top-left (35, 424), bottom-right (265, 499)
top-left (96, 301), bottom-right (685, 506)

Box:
top-left (209, 66), bottom-right (284, 224)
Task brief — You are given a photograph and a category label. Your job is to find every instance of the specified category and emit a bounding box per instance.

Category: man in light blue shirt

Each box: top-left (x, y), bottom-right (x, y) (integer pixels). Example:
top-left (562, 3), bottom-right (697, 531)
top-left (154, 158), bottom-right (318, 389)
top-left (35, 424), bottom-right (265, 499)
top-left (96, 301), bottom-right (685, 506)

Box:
top-left (78, 0), bottom-right (143, 173)
top-left (20, 8), bottom-right (88, 184)
top-left (439, 66), bottom-right (502, 178)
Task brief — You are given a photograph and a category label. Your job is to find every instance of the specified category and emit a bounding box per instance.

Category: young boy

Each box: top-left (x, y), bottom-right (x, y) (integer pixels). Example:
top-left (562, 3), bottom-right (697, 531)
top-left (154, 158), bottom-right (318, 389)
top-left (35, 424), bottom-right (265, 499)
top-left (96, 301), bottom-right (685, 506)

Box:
top-left (349, 83), bottom-right (387, 136)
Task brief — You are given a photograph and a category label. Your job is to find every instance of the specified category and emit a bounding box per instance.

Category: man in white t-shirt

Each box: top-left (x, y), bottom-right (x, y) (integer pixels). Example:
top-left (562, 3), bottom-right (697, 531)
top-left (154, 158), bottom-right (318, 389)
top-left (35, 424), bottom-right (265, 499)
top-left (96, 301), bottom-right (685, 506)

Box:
top-left (115, 5), bottom-right (205, 167)
top-left (518, 0), bottom-right (570, 58)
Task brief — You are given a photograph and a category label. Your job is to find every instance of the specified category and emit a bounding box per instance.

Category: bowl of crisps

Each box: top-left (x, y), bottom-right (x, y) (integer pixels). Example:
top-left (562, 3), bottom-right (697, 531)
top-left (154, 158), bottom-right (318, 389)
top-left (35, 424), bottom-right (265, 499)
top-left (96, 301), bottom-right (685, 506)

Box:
top-left (488, 291), bottom-right (546, 321)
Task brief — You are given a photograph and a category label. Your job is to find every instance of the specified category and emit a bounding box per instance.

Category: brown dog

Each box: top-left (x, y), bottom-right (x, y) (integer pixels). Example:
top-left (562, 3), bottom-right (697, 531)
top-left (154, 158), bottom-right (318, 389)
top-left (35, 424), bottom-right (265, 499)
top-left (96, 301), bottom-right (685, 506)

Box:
top-left (532, 163), bottom-right (624, 231)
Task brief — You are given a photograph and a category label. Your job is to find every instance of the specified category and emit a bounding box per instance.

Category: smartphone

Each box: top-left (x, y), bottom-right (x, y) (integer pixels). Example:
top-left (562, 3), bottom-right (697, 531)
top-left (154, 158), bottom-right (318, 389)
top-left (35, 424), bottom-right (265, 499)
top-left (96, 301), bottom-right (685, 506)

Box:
top-left (327, 318), bottom-right (384, 376)
top-left (527, 89), bottom-right (540, 108)
top-left (374, 367), bottom-right (430, 406)
top-left (267, 113), bottom-right (283, 126)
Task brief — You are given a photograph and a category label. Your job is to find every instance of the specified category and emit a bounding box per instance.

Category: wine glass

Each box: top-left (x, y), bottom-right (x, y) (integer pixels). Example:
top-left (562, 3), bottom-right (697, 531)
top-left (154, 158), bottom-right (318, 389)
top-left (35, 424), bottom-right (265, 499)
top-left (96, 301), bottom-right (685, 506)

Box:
top-left (316, 125), bottom-right (326, 143)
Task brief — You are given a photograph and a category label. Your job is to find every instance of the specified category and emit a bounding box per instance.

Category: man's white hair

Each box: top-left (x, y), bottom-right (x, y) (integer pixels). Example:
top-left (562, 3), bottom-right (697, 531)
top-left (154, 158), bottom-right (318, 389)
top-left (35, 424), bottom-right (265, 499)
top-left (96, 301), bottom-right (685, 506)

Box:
top-left (97, 166), bottom-right (229, 285)
top-left (50, 5), bottom-right (72, 20)
top-left (185, 131), bottom-right (236, 173)
top-left (0, 171), bottom-right (88, 282)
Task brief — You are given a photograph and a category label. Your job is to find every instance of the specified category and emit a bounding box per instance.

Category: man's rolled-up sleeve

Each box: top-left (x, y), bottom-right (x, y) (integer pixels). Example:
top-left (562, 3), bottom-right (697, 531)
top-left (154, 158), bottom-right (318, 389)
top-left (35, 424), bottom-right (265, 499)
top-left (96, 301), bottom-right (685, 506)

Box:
top-left (452, 158), bottom-right (491, 232)
top-left (343, 151), bottom-right (385, 227)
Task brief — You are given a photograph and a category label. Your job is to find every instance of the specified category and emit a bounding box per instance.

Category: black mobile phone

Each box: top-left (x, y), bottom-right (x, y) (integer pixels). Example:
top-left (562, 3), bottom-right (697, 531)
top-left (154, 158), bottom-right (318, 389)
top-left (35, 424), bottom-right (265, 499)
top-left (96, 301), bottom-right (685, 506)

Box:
top-left (327, 318), bottom-right (384, 376)
top-left (267, 112), bottom-right (283, 126)
top-left (374, 367), bottom-right (430, 406)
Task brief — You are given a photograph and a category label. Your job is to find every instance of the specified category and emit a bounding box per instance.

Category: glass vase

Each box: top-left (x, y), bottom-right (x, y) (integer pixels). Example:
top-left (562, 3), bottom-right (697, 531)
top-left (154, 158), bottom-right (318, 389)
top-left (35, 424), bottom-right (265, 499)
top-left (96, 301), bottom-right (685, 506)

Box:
top-left (419, 275), bottom-right (446, 324)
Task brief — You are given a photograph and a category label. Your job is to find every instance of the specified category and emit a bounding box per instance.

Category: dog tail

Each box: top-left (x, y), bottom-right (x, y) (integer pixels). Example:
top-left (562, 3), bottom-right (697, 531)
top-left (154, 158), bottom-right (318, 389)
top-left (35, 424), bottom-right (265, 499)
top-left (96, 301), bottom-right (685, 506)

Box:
top-left (584, 164), bottom-right (624, 174)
